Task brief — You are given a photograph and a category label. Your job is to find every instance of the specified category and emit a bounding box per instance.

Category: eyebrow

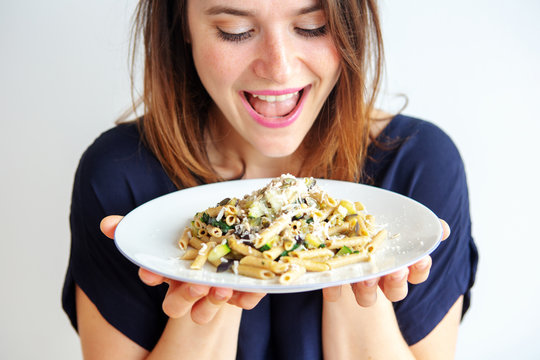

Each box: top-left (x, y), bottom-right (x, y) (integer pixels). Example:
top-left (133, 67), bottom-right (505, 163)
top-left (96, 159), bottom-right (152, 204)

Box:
top-left (204, 4), bottom-right (322, 17)
top-left (204, 5), bottom-right (254, 17)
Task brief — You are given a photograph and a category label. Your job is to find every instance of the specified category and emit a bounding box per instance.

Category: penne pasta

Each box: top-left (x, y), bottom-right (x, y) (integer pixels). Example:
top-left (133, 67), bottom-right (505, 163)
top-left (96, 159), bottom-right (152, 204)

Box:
top-left (206, 225), bottom-right (222, 238)
top-left (280, 256), bottom-right (330, 272)
top-left (225, 214), bottom-right (237, 226)
top-left (283, 238), bottom-right (297, 251)
top-left (178, 175), bottom-right (391, 285)
top-left (237, 264), bottom-right (276, 279)
top-left (224, 204), bottom-right (238, 215)
top-left (190, 242), bottom-right (216, 270)
top-left (255, 211), bottom-right (299, 248)
top-left (240, 255), bottom-right (288, 274)
top-left (263, 245), bottom-right (285, 260)
top-left (367, 229), bottom-right (388, 253)
top-left (178, 228), bottom-right (191, 250)
top-left (279, 264), bottom-right (306, 284)
top-left (290, 248), bottom-right (334, 259)
top-left (325, 252), bottom-right (370, 269)
top-left (205, 206), bottom-right (223, 218)
top-left (328, 222), bottom-right (351, 236)
top-left (228, 236), bottom-right (263, 257)
top-left (193, 218), bottom-right (204, 230)
top-left (181, 248), bottom-right (198, 260)
top-left (188, 237), bottom-right (205, 250)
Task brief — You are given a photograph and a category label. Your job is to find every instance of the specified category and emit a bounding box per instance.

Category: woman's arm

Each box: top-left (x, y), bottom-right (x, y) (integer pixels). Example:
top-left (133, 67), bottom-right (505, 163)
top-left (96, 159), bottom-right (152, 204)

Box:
top-left (410, 295), bottom-right (463, 359)
top-left (76, 285), bottom-right (242, 360)
top-left (73, 215), bottom-right (266, 360)
top-left (321, 220), bottom-right (457, 359)
top-left (322, 285), bottom-right (463, 360)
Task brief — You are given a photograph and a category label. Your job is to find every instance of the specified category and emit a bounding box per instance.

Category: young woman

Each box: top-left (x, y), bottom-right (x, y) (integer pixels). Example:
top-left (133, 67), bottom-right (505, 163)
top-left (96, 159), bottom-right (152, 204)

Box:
top-left (62, 0), bottom-right (478, 359)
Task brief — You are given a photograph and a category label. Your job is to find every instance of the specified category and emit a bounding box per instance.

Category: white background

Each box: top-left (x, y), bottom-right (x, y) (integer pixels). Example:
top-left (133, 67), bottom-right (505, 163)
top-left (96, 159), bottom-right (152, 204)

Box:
top-left (1, 1), bottom-right (539, 359)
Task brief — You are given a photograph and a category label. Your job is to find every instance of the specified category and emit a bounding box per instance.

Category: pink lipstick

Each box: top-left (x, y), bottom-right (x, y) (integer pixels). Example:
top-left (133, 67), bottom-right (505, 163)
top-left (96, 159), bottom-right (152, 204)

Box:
top-left (240, 85), bottom-right (311, 129)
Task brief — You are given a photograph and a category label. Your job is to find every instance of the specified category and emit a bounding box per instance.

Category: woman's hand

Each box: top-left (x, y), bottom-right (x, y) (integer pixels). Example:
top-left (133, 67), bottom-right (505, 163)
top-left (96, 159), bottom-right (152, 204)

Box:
top-left (322, 220), bottom-right (451, 306)
top-left (100, 215), bottom-right (266, 325)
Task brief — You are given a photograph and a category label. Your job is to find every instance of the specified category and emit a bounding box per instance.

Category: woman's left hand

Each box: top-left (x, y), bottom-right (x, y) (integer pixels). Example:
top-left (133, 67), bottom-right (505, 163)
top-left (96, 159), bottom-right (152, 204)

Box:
top-left (322, 219), bottom-right (451, 306)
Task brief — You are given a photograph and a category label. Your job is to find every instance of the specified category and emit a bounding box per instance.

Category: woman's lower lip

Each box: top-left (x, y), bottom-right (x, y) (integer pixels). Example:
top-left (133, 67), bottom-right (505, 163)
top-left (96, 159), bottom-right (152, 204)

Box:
top-left (240, 86), bottom-right (311, 129)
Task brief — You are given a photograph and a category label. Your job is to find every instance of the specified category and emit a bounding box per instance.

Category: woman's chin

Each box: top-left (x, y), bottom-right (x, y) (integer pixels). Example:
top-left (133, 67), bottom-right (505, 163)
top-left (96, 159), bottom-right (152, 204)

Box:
top-left (253, 141), bottom-right (302, 159)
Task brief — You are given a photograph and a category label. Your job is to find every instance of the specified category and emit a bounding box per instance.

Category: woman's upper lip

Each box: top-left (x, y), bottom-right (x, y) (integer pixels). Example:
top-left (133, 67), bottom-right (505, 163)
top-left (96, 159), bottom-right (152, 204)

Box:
top-left (244, 86), bottom-right (306, 96)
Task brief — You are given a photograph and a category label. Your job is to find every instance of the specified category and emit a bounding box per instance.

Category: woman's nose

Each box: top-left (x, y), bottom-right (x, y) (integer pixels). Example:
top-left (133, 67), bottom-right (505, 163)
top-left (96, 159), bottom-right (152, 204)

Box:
top-left (252, 31), bottom-right (297, 84)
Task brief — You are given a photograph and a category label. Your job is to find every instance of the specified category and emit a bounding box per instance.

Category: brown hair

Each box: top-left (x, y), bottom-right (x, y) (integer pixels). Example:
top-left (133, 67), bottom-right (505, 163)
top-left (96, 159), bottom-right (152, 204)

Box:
top-left (128, 0), bottom-right (384, 188)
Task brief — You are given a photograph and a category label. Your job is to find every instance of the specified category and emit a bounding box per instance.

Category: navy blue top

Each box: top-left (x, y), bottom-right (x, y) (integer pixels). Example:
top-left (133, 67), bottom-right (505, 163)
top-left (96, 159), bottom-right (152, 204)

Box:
top-left (62, 114), bottom-right (478, 358)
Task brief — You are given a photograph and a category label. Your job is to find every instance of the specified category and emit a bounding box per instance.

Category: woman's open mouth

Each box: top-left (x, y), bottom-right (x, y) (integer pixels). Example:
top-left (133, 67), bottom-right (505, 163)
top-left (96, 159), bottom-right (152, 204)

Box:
top-left (240, 85), bottom-right (311, 129)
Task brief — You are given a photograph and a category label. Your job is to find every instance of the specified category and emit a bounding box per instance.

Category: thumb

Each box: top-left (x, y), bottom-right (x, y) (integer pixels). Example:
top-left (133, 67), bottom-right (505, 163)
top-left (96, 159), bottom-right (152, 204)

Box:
top-left (440, 219), bottom-right (451, 241)
top-left (100, 215), bottom-right (124, 239)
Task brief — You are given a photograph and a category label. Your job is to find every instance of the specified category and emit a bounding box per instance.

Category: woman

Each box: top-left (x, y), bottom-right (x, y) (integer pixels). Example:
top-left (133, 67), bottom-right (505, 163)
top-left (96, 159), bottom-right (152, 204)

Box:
top-left (62, 0), bottom-right (477, 359)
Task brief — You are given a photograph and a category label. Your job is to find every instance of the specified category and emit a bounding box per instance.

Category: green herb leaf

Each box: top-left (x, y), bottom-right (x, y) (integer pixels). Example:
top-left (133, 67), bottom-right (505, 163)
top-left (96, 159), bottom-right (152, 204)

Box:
top-left (259, 244), bottom-right (271, 252)
top-left (208, 218), bottom-right (233, 233)
top-left (336, 246), bottom-right (353, 256)
top-left (201, 212), bottom-right (210, 224)
top-left (279, 243), bottom-right (300, 258)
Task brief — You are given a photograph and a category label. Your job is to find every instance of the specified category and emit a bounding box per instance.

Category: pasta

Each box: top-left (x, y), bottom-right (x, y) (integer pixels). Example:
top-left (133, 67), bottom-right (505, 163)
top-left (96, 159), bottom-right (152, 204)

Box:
top-left (178, 174), bottom-right (388, 284)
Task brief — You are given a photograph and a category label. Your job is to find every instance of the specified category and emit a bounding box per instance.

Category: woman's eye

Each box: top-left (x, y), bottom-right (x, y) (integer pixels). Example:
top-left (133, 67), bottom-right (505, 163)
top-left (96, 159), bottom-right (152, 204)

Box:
top-left (217, 28), bottom-right (253, 43)
top-left (295, 25), bottom-right (328, 38)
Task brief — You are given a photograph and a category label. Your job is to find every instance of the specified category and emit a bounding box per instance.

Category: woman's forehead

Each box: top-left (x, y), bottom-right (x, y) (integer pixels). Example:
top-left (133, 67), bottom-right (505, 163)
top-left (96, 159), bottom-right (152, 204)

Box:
top-left (189, 0), bottom-right (326, 18)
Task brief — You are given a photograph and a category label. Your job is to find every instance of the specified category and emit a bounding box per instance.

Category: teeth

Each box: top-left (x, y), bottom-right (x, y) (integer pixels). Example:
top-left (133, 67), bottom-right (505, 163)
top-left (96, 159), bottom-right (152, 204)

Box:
top-left (252, 91), bottom-right (299, 102)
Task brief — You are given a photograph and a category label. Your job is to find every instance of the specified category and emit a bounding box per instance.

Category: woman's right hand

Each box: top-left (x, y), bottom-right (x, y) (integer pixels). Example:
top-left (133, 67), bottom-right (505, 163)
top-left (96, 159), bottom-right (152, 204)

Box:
top-left (100, 215), bottom-right (266, 325)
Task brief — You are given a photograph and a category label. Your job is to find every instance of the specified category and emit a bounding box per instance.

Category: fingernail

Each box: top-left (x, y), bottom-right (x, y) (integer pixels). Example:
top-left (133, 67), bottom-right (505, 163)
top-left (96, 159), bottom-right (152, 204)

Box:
top-left (214, 289), bottom-right (228, 301)
top-left (391, 272), bottom-right (407, 281)
top-left (189, 286), bottom-right (204, 298)
top-left (415, 259), bottom-right (429, 271)
top-left (364, 279), bottom-right (377, 287)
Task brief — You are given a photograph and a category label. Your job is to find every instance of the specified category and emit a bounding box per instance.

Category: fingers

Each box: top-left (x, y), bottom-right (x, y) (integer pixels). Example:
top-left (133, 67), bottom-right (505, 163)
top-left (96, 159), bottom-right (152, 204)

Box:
top-left (324, 280), bottom-right (379, 306)
top-left (138, 268), bottom-right (166, 286)
top-left (138, 267), bottom-right (260, 324)
top-left (166, 286), bottom-right (262, 324)
top-left (140, 268), bottom-right (214, 322)
top-left (190, 287), bottom-right (233, 324)
top-left (161, 282), bottom-right (210, 319)
top-left (322, 285), bottom-right (342, 302)
top-left (351, 278), bottom-right (379, 307)
top-left (440, 219), bottom-right (451, 241)
top-left (378, 268), bottom-right (409, 302)
top-left (228, 291), bottom-right (266, 310)
top-left (149, 274), bottom-right (236, 325)
top-left (407, 256), bottom-right (432, 284)
top-left (331, 256), bottom-right (432, 307)
top-left (99, 215), bottom-right (124, 239)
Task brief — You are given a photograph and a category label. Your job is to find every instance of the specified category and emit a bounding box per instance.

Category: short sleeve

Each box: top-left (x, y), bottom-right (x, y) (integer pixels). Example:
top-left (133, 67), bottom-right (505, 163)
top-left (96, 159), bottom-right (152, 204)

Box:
top-left (61, 124), bottom-right (176, 350)
top-left (369, 117), bottom-right (478, 345)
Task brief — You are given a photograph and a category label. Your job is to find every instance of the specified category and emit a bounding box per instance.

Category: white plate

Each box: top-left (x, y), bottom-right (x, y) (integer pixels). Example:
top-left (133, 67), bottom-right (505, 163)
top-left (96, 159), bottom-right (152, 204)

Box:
top-left (114, 178), bottom-right (442, 293)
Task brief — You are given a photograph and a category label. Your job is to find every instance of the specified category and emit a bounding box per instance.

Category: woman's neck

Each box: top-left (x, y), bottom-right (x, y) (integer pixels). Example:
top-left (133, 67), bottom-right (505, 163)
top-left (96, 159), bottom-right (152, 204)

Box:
top-left (205, 111), bottom-right (303, 180)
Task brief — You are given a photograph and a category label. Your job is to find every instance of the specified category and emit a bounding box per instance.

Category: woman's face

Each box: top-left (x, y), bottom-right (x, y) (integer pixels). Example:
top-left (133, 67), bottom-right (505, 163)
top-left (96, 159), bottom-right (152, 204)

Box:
top-left (187, 0), bottom-right (341, 159)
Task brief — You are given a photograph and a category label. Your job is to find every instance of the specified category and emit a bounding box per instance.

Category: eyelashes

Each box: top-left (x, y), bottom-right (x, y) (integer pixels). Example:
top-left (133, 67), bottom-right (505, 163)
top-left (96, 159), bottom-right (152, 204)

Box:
top-left (217, 25), bottom-right (328, 43)
top-left (295, 25), bottom-right (328, 38)
top-left (217, 29), bottom-right (254, 43)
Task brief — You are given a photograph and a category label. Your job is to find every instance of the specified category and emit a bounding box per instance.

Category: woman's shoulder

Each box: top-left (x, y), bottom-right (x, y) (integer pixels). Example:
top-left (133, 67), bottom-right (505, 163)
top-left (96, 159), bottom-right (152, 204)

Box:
top-left (386, 114), bottom-right (457, 149)
top-left (81, 122), bottom-right (143, 171)
top-left (379, 114), bottom-right (463, 165)
top-left (74, 122), bottom-right (175, 213)
top-left (366, 114), bottom-right (466, 190)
